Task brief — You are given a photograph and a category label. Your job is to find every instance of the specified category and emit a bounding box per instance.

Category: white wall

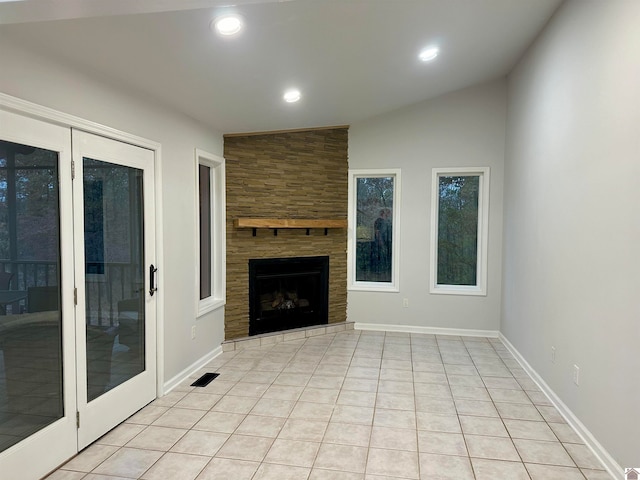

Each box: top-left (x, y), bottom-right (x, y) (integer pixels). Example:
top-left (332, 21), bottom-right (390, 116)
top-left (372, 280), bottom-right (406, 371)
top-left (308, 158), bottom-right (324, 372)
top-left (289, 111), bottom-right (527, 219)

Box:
top-left (503, 0), bottom-right (640, 468)
top-left (348, 80), bottom-right (506, 332)
top-left (0, 38), bottom-right (226, 385)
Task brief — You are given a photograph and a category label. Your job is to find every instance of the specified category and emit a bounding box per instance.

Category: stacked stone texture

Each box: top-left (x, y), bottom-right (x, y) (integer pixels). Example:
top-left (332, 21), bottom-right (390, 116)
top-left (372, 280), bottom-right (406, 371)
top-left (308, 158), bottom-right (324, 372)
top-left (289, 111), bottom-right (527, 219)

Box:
top-left (223, 128), bottom-right (348, 340)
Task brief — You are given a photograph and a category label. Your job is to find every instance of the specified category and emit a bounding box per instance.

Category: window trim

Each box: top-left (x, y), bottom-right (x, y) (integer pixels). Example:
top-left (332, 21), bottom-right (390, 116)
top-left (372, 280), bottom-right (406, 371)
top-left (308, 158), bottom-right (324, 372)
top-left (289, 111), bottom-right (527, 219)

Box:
top-left (429, 167), bottom-right (490, 296)
top-left (348, 168), bottom-right (401, 292)
top-left (195, 149), bottom-right (226, 316)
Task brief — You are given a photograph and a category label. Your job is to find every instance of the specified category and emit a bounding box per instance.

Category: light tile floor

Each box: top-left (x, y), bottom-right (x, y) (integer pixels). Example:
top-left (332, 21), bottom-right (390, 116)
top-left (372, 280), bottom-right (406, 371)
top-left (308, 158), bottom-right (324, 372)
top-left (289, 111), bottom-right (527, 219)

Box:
top-left (47, 330), bottom-right (613, 480)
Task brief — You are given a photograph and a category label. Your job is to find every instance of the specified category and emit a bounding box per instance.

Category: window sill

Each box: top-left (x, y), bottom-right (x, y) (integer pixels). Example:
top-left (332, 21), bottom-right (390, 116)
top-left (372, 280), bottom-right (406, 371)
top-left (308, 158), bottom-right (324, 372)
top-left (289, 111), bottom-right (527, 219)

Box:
top-left (349, 283), bottom-right (399, 293)
top-left (197, 297), bottom-right (225, 317)
top-left (430, 285), bottom-right (486, 296)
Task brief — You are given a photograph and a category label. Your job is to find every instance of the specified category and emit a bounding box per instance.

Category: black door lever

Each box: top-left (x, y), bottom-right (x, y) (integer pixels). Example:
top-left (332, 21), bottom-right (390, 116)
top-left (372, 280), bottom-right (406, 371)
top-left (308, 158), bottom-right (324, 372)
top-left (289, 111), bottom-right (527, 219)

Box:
top-left (149, 264), bottom-right (158, 296)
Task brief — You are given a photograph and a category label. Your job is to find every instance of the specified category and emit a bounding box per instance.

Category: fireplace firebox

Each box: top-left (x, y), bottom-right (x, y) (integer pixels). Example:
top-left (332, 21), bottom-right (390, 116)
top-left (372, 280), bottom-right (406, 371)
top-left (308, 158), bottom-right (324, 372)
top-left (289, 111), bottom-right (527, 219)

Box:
top-left (249, 256), bottom-right (329, 336)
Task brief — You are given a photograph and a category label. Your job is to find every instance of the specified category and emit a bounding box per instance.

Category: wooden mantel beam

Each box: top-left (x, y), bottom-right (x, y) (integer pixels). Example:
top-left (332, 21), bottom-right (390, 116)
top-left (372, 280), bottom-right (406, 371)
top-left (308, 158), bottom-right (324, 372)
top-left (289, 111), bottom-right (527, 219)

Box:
top-left (234, 218), bottom-right (347, 229)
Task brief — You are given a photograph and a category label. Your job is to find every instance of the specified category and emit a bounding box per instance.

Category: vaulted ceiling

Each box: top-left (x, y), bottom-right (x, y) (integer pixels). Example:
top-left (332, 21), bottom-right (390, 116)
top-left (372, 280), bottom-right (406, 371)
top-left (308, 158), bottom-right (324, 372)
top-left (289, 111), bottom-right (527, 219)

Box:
top-left (0, 0), bottom-right (562, 133)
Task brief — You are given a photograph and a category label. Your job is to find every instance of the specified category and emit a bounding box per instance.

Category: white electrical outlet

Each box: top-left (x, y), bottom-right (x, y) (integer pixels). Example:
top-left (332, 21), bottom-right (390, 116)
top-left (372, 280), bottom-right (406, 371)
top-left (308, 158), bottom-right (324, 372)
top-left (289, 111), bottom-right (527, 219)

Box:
top-left (573, 364), bottom-right (580, 385)
top-left (402, 298), bottom-right (409, 308)
top-left (191, 325), bottom-right (197, 340)
top-left (551, 346), bottom-right (556, 363)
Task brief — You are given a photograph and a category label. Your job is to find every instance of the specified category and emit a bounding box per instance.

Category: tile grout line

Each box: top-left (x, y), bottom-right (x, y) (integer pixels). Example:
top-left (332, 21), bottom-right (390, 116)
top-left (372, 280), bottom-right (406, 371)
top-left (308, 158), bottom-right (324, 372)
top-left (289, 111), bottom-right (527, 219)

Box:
top-left (440, 335), bottom-right (478, 480)
top-left (481, 337), bottom-right (533, 480)
top-left (358, 330), bottom-right (378, 479)
top-left (493, 337), bottom-right (590, 479)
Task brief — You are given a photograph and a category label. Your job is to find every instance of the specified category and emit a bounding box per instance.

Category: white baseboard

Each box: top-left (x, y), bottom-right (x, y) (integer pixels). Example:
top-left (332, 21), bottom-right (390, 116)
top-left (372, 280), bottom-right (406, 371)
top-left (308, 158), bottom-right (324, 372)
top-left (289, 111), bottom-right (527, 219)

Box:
top-left (498, 333), bottom-right (620, 479)
top-left (355, 322), bottom-right (499, 338)
top-left (162, 346), bottom-right (223, 394)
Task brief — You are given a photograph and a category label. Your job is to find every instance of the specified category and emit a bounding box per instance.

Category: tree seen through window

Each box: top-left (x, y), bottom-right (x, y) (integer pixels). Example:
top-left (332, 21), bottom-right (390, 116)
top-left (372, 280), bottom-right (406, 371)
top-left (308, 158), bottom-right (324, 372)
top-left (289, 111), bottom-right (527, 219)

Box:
top-left (437, 175), bottom-right (479, 286)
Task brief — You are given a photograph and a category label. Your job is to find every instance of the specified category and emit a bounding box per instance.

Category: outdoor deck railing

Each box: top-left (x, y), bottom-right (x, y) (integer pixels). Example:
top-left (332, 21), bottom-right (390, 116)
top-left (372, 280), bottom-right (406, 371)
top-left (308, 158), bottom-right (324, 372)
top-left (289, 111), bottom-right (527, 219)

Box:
top-left (0, 260), bottom-right (142, 326)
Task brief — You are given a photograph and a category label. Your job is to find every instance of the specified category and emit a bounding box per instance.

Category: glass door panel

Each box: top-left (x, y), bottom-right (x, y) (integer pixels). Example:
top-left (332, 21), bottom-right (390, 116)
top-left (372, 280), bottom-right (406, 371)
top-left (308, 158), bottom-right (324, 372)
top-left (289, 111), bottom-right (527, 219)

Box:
top-left (73, 130), bottom-right (155, 450)
top-left (0, 140), bottom-right (63, 452)
top-left (83, 158), bottom-right (145, 402)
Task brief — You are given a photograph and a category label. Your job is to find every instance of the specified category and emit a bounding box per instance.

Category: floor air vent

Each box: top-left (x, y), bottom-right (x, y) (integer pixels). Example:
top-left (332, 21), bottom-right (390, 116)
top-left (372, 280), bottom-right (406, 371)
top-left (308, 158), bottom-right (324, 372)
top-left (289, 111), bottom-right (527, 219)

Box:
top-left (190, 372), bottom-right (220, 387)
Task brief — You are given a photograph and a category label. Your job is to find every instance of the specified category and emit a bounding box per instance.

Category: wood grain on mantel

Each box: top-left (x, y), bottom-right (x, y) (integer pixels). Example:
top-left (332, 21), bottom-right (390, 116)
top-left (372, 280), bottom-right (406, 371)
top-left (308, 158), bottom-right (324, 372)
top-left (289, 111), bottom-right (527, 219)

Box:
top-left (234, 218), bottom-right (347, 229)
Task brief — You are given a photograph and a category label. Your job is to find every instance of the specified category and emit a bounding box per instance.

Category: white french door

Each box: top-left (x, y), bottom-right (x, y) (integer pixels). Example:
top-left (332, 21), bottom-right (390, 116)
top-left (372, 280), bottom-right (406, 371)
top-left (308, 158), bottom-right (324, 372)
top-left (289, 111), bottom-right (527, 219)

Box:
top-left (72, 130), bottom-right (157, 449)
top-left (0, 106), bottom-right (78, 480)
top-left (0, 110), bottom-right (157, 479)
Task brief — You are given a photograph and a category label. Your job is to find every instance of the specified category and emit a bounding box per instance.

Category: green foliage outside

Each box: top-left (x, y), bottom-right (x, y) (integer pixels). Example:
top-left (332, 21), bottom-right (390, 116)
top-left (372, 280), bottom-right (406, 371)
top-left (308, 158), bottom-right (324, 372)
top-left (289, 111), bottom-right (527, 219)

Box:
top-left (437, 175), bottom-right (479, 286)
top-left (0, 142), bottom-right (59, 263)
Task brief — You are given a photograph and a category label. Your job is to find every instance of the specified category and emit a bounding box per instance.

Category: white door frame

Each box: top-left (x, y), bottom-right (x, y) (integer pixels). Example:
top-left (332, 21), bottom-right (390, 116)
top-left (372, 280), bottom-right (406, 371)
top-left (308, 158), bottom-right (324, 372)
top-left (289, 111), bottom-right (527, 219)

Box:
top-left (0, 93), bottom-right (165, 477)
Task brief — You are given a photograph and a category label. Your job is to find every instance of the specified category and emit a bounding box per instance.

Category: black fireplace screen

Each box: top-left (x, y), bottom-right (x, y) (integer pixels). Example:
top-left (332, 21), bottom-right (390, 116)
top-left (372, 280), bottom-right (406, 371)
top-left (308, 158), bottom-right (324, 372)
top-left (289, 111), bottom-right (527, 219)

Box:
top-left (249, 256), bottom-right (329, 336)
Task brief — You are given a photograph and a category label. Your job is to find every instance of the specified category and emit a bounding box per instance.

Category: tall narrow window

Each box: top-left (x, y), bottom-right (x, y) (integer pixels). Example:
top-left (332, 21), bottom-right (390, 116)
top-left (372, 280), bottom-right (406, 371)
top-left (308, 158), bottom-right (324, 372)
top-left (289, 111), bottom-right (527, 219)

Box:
top-left (348, 169), bottom-right (400, 291)
top-left (199, 164), bottom-right (212, 299)
top-left (430, 167), bottom-right (489, 295)
top-left (196, 150), bottom-right (226, 315)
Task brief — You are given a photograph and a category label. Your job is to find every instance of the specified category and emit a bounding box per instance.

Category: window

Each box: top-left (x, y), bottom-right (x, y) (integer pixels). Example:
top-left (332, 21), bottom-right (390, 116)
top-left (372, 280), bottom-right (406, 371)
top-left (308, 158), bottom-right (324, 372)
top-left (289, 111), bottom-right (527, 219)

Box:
top-left (430, 167), bottom-right (489, 295)
top-left (199, 164), bottom-right (212, 299)
top-left (348, 169), bottom-right (400, 291)
top-left (196, 149), bottom-right (226, 315)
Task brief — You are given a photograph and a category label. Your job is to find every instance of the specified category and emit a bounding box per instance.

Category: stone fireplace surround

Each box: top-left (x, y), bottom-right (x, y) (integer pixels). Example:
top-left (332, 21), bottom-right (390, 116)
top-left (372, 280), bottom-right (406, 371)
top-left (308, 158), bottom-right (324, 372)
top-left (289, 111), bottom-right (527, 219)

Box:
top-left (223, 127), bottom-right (349, 340)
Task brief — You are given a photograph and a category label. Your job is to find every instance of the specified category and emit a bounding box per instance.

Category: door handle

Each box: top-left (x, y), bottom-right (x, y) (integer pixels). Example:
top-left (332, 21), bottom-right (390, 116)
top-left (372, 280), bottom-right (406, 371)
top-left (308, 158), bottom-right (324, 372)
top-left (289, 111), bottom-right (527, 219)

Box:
top-left (149, 264), bottom-right (158, 296)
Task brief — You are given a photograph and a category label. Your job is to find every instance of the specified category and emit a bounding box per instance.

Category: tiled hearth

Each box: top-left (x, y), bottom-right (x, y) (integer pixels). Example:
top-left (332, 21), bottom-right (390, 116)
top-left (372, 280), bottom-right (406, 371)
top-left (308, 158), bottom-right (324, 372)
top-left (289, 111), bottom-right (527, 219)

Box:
top-left (222, 322), bottom-right (354, 352)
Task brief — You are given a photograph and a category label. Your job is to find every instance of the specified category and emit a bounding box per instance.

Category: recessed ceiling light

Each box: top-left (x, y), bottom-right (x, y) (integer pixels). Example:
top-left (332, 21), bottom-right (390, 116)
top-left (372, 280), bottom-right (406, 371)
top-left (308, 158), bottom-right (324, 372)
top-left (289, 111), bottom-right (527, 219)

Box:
top-left (419, 46), bottom-right (439, 62)
top-left (283, 89), bottom-right (301, 103)
top-left (212, 15), bottom-right (243, 36)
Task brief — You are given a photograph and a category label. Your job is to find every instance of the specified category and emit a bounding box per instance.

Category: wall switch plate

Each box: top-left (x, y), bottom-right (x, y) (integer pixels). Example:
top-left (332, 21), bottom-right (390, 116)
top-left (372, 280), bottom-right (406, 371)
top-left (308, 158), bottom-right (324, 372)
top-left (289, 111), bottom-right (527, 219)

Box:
top-left (573, 364), bottom-right (580, 385)
top-left (551, 346), bottom-right (556, 363)
top-left (402, 298), bottom-right (409, 308)
top-left (191, 325), bottom-right (197, 340)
